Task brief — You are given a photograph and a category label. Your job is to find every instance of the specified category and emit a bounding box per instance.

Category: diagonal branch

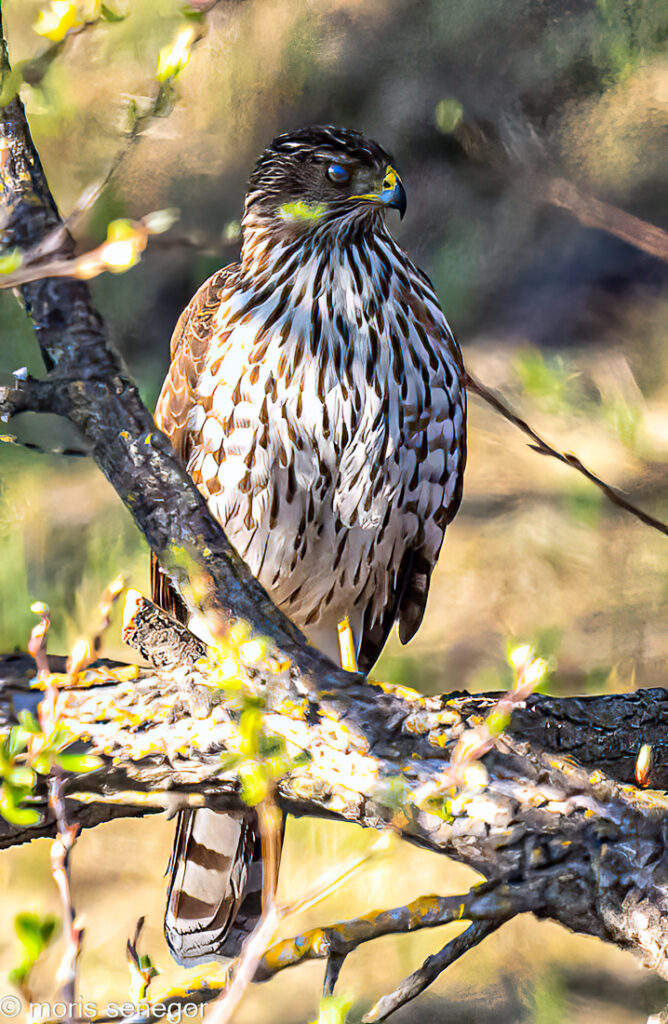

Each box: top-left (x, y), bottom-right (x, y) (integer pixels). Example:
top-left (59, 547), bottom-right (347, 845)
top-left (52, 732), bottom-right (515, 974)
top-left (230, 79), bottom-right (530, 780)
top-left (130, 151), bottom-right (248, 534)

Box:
top-left (1, 647), bottom-right (667, 987)
top-left (361, 919), bottom-right (502, 1022)
top-left (465, 369), bottom-right (668, 537)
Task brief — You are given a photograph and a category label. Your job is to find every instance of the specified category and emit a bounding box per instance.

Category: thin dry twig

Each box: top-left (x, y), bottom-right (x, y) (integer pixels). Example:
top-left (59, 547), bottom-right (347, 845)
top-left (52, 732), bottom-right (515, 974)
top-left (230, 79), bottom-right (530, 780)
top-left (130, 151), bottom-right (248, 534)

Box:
top-left (452, 117), bottom-right (668, 263)
top-left (36, 616), bottom-right (83, 1015)
top-left (362, 919), bottom-right (502, 1022)
top-left (67, 575), bottom-right (125, 676)
top-left (203, 905), bottom-right (279, 1024)
top-left (412, 644), bottom-right (546, 809)
top-left (0, 210), bottom-right (176, 290)
top-left (47, 775), bottom-right (82, 1019)
top-left (465, 369), bottom-right (668, 537)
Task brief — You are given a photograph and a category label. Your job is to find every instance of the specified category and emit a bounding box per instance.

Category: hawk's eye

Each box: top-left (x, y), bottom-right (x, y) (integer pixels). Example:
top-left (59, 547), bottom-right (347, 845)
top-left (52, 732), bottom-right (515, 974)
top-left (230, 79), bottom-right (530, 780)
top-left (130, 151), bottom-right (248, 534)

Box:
top-left (326, 163), bottom-right (350, 184)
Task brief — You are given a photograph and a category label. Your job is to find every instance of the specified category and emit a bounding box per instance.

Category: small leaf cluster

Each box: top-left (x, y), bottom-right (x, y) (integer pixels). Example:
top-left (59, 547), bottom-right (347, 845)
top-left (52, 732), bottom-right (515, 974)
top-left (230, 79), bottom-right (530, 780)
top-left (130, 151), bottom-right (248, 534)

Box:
top-left (310, 995), bottom-right (352, 1024)
top-left (127, 917), bottom-right (160, 1003)
top-left (220, 697), bottom-right (310, 807)
top-left (9, 912), bottom-right (58, 989)
top-left (0, 710), bottom-right (101, 827)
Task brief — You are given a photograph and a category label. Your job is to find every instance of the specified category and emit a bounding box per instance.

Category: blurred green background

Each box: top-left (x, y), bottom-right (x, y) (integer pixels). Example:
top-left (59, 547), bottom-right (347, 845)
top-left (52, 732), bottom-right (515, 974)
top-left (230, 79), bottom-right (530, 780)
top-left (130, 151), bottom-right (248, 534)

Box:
top-left (1, 0), bottom-right (667, 1020)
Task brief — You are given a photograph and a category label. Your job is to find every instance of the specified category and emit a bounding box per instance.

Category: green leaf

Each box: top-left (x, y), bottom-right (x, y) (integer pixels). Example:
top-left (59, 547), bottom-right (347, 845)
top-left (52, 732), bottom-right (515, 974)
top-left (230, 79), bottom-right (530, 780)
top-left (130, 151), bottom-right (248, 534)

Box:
top-left (17, 709), bottom-right (42, 735)
top-left (310, 995), bottom-right (353, 1024)
top-left (239, 705), bottom-right (263, 757)
top-left (435, 97), bottom-right (463, 134)
top-left (5, 725), bottom-right (29, 760)
top-left (239, 763), bottom-right (268, 806)
top-left (11, 912), bottom-right (58, 984)
top-left (0, 67), bottom-right (23, 109)
top-left (486, 709), bottom-right (511, 737)
top-left (259, 733), bottom-right (285, 759)
top-left (0, 789), bottom-right (41, 825)
top-left (6, 766), bottom-right (35, 790)
top-left (8, 964), bottom-right (29, 986)
top-left (55, 753), bottom-right (103, 774)
top-left (219, 752), bottom-right (244, 773)
top-left (15, 912), bottom-right (57, 959)
top-left (31, 754), bottom-right (53, 776)
top-left (290, 750), bottom-right (312, 768)
top-left (0, 248), bottom-right (23, 274)
top-left (181, 5), bottom-right (206, 21)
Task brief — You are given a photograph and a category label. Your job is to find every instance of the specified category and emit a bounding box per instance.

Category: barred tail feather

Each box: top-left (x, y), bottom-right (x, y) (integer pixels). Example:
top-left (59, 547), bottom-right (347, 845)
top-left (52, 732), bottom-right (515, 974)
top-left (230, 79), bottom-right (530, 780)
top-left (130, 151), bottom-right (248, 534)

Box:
top-left (152, 565), bottom-right (269, 965)
top-left (165, 808), bottom-right (263, 965)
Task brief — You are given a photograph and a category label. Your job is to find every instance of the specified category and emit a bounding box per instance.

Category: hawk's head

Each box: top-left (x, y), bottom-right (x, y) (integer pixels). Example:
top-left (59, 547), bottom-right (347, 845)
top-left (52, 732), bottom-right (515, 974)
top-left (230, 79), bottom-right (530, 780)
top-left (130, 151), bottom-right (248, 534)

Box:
top-left (242, 126), bottom-right (407, 236)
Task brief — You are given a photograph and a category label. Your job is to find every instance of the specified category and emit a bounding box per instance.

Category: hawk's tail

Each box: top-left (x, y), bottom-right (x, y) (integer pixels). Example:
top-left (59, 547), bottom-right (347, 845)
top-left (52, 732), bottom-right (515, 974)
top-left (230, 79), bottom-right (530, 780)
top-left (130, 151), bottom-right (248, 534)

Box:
top-left (151, 554), bottom-right (273, 964)
top-left (165, 808), bottom-right (264, 964)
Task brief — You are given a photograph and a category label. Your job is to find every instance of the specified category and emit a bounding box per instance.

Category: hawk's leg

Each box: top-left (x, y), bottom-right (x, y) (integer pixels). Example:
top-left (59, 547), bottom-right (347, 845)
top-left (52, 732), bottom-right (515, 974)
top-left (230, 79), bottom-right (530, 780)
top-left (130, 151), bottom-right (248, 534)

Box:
top-left (337, 615), bottom-right (359, 673)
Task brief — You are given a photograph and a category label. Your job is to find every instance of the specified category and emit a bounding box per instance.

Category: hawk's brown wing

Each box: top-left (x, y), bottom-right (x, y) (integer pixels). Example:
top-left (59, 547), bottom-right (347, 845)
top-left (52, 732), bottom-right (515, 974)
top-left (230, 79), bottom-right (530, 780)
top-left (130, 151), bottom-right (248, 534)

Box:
top-left (154, 264), bottom-right (235, 462)
top-left (150, 264), bottom-right (236, 620)
top-left (357, 325), bottom-right (467, 675)
top-left (152, 263), bottom-right (269, 967)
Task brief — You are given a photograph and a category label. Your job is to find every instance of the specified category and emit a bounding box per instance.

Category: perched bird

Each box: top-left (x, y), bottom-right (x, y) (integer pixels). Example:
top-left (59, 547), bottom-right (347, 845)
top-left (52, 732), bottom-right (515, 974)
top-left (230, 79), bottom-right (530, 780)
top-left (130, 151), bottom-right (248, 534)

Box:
top-left (153, 125), bottom-right (466, 965)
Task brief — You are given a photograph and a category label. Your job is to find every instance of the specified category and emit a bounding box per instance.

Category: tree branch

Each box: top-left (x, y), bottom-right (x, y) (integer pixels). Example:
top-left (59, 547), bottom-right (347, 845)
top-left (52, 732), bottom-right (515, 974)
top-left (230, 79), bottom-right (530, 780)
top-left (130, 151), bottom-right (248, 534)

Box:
top-left (465, 370), bottom-right (668, 537)
top-left (0, 5), bottom-right (362, 717)
top-left (361, 920), bottom-right (502, 1022)
top-left (540, 176), bottom-right (668, 263)
top-left (1, 647), bottom-right (667, 989)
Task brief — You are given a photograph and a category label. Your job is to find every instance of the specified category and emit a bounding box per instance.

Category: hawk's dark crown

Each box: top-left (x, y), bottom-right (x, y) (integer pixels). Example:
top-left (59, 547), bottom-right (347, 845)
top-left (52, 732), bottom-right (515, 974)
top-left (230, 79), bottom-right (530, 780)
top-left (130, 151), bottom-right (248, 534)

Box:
top-left (243, 125), bottom-right (399, 230)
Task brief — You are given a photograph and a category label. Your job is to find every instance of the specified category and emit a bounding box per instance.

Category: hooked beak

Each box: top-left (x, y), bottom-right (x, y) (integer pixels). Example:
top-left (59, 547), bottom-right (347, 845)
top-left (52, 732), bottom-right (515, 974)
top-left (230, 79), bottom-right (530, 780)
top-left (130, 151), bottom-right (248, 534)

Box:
top-left (350, 164), bottom-right (407, 220)
top-left (377, 165), bottom-right (407, 219)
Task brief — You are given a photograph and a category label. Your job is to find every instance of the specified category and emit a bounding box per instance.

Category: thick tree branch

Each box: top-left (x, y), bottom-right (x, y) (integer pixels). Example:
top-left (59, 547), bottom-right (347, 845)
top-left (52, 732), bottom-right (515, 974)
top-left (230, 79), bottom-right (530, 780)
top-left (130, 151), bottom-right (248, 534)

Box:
top-left (1, 647), bottom-right (667, 988)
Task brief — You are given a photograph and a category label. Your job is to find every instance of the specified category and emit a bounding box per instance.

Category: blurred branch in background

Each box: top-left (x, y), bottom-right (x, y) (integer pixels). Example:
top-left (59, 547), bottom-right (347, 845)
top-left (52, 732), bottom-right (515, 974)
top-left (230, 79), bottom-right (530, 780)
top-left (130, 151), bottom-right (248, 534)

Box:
top-left (452, 115), bottom-right (668, 262)
top-left (540, 177), bottom-right (668, 264)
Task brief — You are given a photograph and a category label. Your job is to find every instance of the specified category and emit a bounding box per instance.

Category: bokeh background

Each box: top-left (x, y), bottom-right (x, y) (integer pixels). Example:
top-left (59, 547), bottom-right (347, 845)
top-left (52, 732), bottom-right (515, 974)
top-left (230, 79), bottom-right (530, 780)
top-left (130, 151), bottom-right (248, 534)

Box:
top-left (1, 0), bottom-right (667, 1020)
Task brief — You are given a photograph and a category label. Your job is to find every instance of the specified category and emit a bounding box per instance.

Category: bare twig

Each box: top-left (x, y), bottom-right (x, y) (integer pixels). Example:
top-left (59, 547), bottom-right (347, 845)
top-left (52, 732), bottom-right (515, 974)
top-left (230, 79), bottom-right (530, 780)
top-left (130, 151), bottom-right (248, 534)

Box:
top-left (88, 1), bottom-right (223, 204)
top-left (465, 369), bottom-right (668, 537)
top-left (254, 880), bottom-right (537, 982)
top-left (28, 603), bottom-right (51, 680)
top-left (67, 576), bottom-right (125, 676)
top-left (204, 905), bottom-right (279, 1024)
top-left (361, 920), bottom-right (502, 1022)
top-left (47, 773), bottom-right (82, 1017)
top-left (0, 210), bottom-right (176, 290)
top-left (412, 644), bottom-right (546, 808)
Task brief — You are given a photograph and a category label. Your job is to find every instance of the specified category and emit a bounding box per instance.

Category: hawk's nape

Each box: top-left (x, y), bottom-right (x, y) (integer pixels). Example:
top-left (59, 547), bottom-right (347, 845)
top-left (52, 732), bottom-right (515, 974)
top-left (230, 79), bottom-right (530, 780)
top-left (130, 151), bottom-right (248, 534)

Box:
top-left (153, 124), bottom-right (466, 964)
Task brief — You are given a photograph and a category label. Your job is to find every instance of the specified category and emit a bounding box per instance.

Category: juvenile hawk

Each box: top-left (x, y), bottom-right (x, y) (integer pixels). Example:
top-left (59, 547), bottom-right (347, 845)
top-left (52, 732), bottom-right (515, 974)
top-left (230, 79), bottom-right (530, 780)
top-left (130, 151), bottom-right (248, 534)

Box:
top-left (153, 125), bottom-right (466, 965)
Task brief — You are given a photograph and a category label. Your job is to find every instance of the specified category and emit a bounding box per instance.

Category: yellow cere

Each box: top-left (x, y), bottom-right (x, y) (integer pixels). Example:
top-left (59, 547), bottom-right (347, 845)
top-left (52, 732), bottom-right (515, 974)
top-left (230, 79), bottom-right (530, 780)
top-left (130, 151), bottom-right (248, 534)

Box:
top-left (350, 163), bottom-right (402, 202)
top-left (383, 165), bottom-right (400, 190)
top-left (278, 200), bottom-right (327, 222)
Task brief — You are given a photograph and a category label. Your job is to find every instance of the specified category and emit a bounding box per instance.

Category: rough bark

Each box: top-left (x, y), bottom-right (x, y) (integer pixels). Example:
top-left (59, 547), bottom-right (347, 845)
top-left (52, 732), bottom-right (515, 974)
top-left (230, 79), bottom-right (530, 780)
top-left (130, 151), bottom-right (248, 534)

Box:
top-left (1, 637), bottom-right (667, 982)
